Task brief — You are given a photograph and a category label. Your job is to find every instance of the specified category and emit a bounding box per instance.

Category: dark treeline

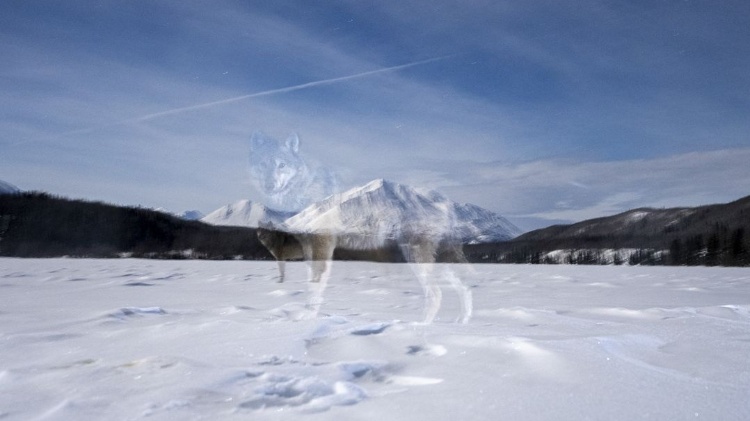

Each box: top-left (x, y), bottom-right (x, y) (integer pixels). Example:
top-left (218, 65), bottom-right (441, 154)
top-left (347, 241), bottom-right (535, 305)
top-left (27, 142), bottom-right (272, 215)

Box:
top-left (665, 227), bottom-right (748, 266)
top-left (465, 195), bottom-right (750, 267)
top-left (0, 192), bottom-right (273, 260)
top-left (3, 191), bottom-right (749, 266)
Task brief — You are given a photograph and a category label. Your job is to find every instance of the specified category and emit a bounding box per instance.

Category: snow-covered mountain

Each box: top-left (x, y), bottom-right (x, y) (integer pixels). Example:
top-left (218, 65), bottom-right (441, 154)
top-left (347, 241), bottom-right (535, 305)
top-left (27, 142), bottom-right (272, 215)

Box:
top-left (201, 200), bottom-right (295, 227)
top-left (179, 210), bottom-right (205, 221)
top-left (153, 208), bottom-right (205, 221)
top-left (0, 180), bottom-right (20, 194)
top-left (283, 179), bottom-right (521, 243)
top-left (451, 201), bottom-right (524, 243)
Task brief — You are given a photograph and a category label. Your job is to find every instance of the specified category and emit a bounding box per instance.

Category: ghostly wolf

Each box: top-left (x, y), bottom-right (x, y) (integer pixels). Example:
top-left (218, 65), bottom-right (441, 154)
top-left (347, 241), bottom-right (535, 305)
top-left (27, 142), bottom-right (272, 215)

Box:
top-left (257, 225), bottom-right (472, 325)
top-left (256, 180), bottom-right (473, 324)
top-left (249, 132), bottom-right (338, 212)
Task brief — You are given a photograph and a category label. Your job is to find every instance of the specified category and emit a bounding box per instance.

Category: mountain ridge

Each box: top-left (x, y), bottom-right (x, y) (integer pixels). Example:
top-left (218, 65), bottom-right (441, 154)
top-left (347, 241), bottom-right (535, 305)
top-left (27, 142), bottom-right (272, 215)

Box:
top-left (202, 179), bottom-right (522, 244)
top-left (0, 180), bottom-right (20, 194)
top-left (281, 179), bottom-right (522, 244)
top-left (2, 184), bottom-right (747, 265)
top-left (201, 200), bottom-right (294, 227)
top-left (465, 194), bottom-right (750, 266)
top-left (0, 192), bottom-right (272, 259)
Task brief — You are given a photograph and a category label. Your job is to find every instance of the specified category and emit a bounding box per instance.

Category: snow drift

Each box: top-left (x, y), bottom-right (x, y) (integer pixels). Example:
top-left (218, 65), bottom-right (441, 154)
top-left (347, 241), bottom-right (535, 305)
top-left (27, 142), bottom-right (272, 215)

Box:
top-left (1, 258), bottom-right (748, 420)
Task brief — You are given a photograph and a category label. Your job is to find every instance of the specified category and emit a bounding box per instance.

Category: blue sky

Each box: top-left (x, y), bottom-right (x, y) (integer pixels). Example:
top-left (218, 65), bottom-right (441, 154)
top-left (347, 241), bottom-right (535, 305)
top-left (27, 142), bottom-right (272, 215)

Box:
top-left (2, 0), bottom-right (749, 230)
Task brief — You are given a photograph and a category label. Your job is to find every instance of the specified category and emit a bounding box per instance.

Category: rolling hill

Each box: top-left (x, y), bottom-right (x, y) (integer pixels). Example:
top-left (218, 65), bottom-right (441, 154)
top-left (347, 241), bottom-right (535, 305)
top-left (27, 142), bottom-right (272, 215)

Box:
top-left (465, 195), bottom-right (750, 266)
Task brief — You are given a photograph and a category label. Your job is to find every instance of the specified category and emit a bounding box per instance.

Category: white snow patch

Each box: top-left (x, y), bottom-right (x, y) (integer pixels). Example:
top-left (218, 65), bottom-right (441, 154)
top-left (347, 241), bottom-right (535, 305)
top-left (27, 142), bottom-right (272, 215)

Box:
top-left (626, 210), bottom-right (649, 222)
top-left (0, 258), bottom-right (749, 420)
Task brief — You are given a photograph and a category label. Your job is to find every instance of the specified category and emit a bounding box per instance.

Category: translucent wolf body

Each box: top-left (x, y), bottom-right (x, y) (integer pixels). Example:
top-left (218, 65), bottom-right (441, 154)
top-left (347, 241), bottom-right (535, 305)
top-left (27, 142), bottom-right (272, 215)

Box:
top-left (257, 224), bottom-right (472, 325)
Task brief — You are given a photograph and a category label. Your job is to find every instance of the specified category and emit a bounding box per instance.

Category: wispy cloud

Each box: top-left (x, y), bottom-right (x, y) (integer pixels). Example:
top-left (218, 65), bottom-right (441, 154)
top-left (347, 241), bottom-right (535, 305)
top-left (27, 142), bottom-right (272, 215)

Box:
top-left (3, 1), bottom-right (748, 225)
top-left (431, 148), bottom-right (750, 228)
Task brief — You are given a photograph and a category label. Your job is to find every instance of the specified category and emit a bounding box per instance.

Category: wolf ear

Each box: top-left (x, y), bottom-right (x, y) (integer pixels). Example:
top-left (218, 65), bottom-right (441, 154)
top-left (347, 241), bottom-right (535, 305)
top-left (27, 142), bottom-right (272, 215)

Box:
top-left (285, 133), bottom-right (300, 153)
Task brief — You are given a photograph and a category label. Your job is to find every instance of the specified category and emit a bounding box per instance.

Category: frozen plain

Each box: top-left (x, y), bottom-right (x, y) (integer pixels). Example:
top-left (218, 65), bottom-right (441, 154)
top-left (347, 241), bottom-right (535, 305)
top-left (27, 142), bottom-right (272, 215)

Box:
top-left (1, 258), bottom-right (749, 420)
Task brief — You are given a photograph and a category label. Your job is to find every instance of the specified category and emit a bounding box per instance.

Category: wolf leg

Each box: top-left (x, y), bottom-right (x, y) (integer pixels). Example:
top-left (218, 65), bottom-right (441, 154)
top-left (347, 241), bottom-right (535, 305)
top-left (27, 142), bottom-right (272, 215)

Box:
top-left (305, 263), bottom-right (329, 319)
top-left (403, 239), bottom-right (441, 324)
top-left (444, 269), bottom-right (472, 324)
top-left (309, 234), bottom-right (335, 283)
top-left (417, 263), bottom-right (442, 325)
top-left (302, 234), bottom-right (336, 319)
top-left (276, 260), bottom-right (286, 283)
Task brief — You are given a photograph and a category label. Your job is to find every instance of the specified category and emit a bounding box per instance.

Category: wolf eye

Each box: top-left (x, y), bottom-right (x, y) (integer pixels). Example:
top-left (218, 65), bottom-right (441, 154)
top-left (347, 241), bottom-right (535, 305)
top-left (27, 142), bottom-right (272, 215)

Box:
top-left (278, 162), bottom-right (286, 168)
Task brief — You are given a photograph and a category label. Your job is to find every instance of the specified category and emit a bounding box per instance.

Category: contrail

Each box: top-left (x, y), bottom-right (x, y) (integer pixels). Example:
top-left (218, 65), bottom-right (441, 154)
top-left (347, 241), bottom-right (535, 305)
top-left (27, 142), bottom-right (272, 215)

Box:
top-left (61, 55), bottom-right (452, 136)
top-left (133, 55), bottom-right (452, 123)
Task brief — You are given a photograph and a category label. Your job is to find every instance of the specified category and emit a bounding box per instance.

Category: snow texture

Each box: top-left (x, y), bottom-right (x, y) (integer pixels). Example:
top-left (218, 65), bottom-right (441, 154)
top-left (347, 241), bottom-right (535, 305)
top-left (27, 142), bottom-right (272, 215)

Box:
top-left (1, 258), bottom-right (749, 420)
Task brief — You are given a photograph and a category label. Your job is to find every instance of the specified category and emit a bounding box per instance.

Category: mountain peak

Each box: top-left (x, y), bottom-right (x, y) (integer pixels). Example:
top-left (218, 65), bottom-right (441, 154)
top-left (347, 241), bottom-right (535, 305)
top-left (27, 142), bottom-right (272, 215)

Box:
top-left (0, 180), bottom-right (20, 194)
top-left (201, 199), bottom-right (295, 228)
top-left (283, 180), bottom-right (521, 243)
top-left (363, 178), bottom-right (387, 189)
top-left (179, 210), bottom-right (205, 221)
top-left (348, 178), bottom-right (395, 196)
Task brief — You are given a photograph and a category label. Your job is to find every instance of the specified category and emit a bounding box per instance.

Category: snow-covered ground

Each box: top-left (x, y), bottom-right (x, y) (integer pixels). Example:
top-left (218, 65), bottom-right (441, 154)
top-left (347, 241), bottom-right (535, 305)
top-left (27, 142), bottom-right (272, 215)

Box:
top-left (1, 258), bottom-right (749, 420)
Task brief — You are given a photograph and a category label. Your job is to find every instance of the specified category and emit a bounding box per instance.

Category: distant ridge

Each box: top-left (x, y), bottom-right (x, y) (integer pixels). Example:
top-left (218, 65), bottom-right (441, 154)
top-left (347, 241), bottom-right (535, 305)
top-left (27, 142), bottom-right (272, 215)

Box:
top-left (0, 192), bottom-right (272, 259)
top-left (0, 180), bottom-right (20, 194)
top-left (179, 210), bottom-right (205, 221)
top-left (465, 194), bottom-right (750, 266)
top-left (202, 180), bottom-right (521, 244)
top-left (4, 182), bottom-right (747, 265)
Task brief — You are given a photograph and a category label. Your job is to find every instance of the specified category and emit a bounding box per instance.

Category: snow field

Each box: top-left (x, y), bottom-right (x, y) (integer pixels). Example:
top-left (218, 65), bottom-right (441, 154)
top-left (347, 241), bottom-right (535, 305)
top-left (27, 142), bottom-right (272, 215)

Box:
top-left (1, 258), bottom-right (749, 420)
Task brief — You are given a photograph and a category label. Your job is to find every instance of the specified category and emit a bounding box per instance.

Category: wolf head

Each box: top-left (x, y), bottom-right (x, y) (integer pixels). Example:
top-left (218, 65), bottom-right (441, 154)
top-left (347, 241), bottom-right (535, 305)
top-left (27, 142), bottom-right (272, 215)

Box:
top-left (249, 132), bottom-right (309, 209)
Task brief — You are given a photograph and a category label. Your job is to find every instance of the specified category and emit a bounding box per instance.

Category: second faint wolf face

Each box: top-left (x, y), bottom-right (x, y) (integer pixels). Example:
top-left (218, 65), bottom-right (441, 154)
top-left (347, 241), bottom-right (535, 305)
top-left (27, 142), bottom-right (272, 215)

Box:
top-left (249, 132), bottom-right (304, 197)
top-left (249, 131), bottom-right (338, 212)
